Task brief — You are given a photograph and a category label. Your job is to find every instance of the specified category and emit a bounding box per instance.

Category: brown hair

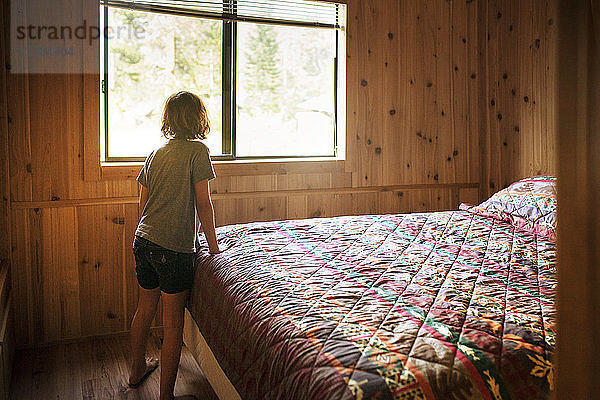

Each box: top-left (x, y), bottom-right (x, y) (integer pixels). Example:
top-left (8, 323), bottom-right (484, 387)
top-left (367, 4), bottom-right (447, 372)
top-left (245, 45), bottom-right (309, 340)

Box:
top-left (161, 91), bottom-right (210, 140)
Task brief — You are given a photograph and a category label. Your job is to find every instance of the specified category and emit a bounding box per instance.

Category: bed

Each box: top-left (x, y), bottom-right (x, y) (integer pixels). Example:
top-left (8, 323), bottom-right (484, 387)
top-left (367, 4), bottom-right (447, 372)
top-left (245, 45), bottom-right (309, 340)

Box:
top-left (184, 176), bottom-right (556, 400)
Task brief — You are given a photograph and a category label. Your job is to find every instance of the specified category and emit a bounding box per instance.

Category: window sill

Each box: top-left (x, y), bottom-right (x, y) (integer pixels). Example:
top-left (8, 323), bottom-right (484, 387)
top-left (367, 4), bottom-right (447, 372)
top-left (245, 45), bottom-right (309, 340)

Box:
top-left (100, 158), bottom-right (346, 180)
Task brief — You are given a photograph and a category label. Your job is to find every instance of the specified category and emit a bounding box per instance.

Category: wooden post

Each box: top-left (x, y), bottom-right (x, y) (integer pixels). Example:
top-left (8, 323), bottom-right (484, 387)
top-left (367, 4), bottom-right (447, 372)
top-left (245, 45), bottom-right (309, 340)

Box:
top-left (556, 0), bottom-right (600, 398)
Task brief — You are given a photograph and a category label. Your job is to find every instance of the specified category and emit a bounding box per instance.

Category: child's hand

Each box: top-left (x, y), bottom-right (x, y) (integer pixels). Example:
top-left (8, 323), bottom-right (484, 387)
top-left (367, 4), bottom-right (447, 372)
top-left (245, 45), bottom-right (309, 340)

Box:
top-left (208, 245), bottom-right (221, 255)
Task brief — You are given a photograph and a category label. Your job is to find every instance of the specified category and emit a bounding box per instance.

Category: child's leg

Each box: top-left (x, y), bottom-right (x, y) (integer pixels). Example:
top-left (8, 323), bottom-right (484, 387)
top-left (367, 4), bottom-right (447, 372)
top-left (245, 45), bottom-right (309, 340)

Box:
top-left (129, 285), bottom-right (161, 384)
top-left (160, 289), bottom-right (189, 400)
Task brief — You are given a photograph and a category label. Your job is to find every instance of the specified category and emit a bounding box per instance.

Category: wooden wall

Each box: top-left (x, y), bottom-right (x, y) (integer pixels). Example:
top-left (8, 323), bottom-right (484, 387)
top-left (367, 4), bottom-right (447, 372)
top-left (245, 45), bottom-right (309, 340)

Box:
top-left (556, 0), bottom-right (600, 397)
top-left (0, 1), bottom-right (15, 393)
top-left (1, 0), bottom-right (557, 347)
top-left (1, 0), bottom-right (10, 262)
top-left (482, 0), bottom-right (558, 197)
top-left (345, 0), bottom-right (482, 188)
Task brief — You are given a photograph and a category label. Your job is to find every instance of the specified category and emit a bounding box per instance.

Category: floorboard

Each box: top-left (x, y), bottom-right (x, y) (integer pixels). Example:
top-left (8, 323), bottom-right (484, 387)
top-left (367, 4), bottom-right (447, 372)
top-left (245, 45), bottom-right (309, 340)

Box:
top-left (10, 331), bottom-right (219, 400)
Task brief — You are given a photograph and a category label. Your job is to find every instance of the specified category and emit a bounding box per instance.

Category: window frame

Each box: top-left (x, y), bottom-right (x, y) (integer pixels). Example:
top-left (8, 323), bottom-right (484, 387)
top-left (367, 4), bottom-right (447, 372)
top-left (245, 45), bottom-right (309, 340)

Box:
top-left (100, 2), bottom-right (343, 163)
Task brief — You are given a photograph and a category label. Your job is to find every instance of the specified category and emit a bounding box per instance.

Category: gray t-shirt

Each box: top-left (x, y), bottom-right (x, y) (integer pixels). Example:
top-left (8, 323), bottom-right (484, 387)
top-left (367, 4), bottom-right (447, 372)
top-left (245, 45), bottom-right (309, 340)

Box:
top-left (135, 139), bottom-right (215, 253)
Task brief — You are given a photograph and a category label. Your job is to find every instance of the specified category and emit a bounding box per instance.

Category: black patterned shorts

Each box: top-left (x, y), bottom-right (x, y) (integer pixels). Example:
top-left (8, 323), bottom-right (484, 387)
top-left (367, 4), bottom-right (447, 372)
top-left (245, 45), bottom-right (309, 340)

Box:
top-left (133, 236), bottom-right (196, 294)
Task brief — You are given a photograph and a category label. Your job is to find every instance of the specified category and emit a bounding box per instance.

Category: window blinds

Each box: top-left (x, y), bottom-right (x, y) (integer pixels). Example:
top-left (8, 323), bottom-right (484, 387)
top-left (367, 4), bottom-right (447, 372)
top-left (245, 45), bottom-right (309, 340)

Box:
top-left (100, 0), bottom-right (346, 29)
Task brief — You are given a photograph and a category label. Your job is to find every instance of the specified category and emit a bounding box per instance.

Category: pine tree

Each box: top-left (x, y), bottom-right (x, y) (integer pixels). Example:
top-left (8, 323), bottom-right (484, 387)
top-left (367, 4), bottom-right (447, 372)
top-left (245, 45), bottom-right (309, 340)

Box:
top-left (243, 24), bottom-right (282, 115)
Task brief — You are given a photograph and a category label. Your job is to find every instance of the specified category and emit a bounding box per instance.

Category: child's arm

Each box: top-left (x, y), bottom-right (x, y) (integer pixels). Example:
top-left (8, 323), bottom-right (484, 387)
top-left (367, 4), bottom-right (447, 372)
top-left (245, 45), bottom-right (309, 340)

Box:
top-left (138, 184), bottom-right (149, 220)
top-left (194, 179), bottom-right (220, 254)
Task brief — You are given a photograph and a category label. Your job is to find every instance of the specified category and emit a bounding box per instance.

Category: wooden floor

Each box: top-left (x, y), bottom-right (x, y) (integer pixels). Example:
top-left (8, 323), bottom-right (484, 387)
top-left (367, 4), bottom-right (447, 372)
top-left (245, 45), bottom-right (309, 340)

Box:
top-left (10, 331), bottom-right (219, 400)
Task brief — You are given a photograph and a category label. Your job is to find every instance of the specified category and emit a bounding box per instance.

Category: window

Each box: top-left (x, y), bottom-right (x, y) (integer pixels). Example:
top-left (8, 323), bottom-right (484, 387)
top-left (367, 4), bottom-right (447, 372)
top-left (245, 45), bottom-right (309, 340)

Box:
top-left (100, 0), bottom-right (346, 162)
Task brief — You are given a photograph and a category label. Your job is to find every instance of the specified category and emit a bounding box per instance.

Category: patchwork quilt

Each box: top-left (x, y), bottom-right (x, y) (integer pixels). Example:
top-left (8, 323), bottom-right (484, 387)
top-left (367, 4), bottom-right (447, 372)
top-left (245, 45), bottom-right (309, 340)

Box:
top-left (188, 211), bottom-right (556, 400)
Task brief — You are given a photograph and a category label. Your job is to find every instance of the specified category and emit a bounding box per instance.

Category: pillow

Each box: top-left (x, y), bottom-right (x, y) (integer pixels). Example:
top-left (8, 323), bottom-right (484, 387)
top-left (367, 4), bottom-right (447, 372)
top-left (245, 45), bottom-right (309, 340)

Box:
top-left (461, 175), bottom-right (557, 238)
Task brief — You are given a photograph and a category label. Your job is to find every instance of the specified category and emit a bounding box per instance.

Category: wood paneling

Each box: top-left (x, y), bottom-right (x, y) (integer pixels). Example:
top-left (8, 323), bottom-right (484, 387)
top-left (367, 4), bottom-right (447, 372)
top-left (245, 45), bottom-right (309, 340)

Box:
top-left (7, 70), bottom-right (139, 201)
top-left (10, 207), bottom-right (81, 344)
top-left (556, 0), bottom-right (600, 397)
top-left (10, 208), bottom-right (31, 345)
top-left (346, 0), bottom-right (481, 187)
top-left (82, 0), bottom-right (102, 182)
top-left (213, 197), bottom-right (287, 226)
top-left (41, 208), bottom-right (80, 342)
top-left (483, 0), bottom-right (557, 197)
top-left (6, 0), bottom-right (33, 204)
top-left (77, 205), bottom-right (124, 337)
top-left (0, 0), bottom-right (10, 261)
top-left (0, 260), bottom-right (15, 400)
top-left (9, 202), bottom-right (164, 346)
top-left (123, 203), bottom-right (141, 328)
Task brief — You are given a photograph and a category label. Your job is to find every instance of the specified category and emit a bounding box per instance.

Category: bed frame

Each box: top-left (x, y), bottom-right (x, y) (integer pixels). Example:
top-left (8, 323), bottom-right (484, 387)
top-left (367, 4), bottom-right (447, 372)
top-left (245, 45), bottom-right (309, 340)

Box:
top-left (183, 309), bottom-right (242, 400)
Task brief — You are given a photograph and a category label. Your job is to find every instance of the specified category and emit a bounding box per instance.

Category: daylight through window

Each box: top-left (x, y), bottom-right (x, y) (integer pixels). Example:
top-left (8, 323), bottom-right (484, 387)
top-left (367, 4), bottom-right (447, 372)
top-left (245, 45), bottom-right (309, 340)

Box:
top-left (100, 0), bottom-right (346, 162)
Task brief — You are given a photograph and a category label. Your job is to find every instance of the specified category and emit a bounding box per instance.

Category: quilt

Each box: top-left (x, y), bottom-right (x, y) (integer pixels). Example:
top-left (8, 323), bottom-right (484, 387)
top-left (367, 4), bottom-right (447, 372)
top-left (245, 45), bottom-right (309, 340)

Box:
top-left (188, 211), bottom-right (556, 400)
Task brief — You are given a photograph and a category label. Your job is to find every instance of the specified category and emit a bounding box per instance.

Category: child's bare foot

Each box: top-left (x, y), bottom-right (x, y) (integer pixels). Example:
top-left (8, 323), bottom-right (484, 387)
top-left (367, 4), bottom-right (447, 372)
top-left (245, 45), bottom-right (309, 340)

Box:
top-left (128, 357), bottom-right (159, 388)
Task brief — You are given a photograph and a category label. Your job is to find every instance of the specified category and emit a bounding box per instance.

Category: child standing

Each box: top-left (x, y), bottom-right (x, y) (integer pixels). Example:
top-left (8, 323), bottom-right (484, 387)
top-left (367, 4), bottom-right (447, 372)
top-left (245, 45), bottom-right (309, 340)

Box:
top-left (129, 91), bottom-right (220, 400)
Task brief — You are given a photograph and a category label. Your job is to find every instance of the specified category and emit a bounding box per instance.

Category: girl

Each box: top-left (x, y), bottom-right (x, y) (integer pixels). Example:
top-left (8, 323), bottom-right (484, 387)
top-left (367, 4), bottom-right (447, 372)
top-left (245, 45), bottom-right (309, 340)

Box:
top-left (129, 91), bottom-right (220, 400)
